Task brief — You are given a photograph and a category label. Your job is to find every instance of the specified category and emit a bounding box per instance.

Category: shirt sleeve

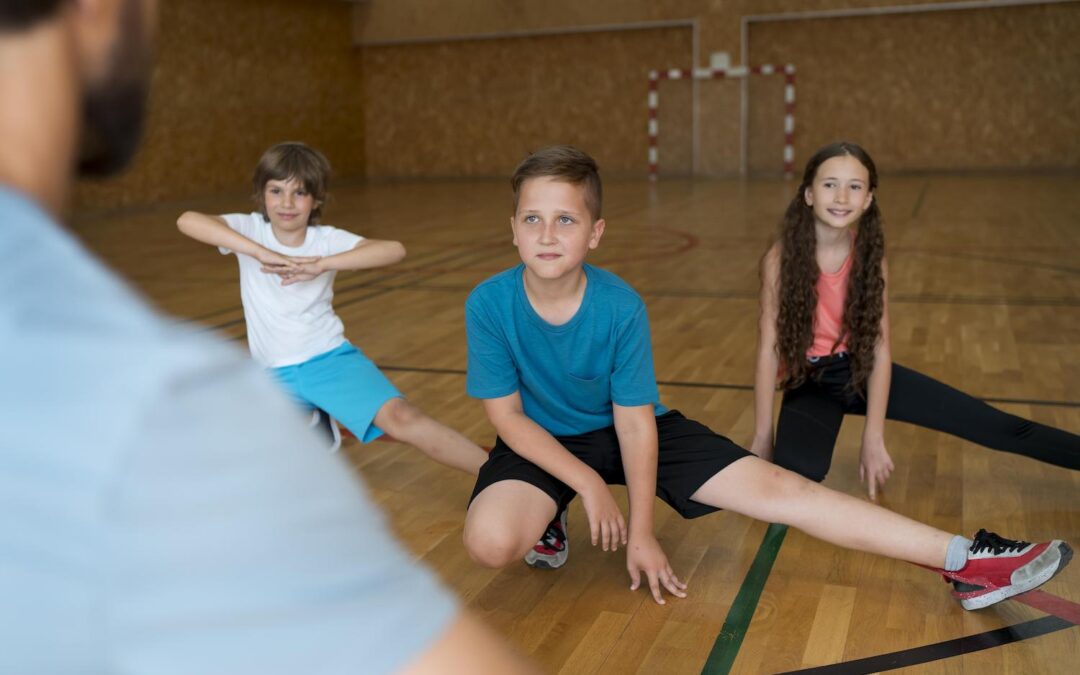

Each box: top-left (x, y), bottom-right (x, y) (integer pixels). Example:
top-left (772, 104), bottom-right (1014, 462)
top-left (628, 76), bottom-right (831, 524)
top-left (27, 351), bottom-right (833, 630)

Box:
top-left (610, 302), bottom-right (660, 407)
top-left (217, 213), bottom-right (261, 255)
top-left (321, 226), bottom-right (364, 256)
top-left (107, 353), bottom-right (457, 675)
top-left (464, 292), bottom-right (519, 399)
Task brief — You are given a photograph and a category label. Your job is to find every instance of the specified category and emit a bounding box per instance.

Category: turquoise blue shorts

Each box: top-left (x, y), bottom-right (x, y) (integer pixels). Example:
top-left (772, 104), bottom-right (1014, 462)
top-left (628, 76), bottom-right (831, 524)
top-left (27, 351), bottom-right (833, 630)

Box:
top-left (271, 342), bottom-right (402, 443)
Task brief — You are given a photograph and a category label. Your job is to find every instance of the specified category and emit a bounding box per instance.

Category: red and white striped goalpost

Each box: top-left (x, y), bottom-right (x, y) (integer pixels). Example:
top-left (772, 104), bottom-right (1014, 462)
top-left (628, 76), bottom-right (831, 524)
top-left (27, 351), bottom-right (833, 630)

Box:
top-left (647, 63), bottom-right (796, 180)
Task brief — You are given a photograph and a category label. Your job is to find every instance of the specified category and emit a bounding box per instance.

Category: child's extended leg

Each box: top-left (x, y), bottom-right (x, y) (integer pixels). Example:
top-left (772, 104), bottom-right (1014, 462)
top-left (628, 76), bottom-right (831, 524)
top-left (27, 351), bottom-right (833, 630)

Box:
top-left (690, 455), bottom-right (1072, 608)
top-left (464, 481), bottom-right (557, 568)
top-left (374, 397), bottom-right (488, 474)
top-left (693, 456), bottom-right (951, 565)
top-left (884, 364), bottom-right (1080, 470)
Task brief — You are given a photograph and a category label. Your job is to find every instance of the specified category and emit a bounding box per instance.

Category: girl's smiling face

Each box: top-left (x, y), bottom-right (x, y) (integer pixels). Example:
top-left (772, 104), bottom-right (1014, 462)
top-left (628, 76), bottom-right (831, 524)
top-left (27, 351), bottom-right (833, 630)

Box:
top-left (804, 154), bottom-right (874, 231)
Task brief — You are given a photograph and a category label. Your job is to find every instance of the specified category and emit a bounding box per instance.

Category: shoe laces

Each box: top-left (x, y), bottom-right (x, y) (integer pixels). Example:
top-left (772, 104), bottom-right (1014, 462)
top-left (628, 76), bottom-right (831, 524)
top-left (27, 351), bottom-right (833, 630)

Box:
top-left (541, 519), bottom-right (565, 549)
top-left (970, 529), bottom-right (1030, 555)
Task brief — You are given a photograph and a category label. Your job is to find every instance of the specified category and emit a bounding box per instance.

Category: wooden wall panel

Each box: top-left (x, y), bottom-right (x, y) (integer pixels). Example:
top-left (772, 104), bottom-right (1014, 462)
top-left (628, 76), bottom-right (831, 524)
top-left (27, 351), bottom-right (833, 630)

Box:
top-left (354, 0), bottom-right (706, 44)
top-left (362, 27), bottom-right (693, 178)
top-left (747, 2), bottom-right (1080, 173)
top-left (352, 0), bottom-right (959, 45)
top-left (73, 0), bottom-right (364, 210)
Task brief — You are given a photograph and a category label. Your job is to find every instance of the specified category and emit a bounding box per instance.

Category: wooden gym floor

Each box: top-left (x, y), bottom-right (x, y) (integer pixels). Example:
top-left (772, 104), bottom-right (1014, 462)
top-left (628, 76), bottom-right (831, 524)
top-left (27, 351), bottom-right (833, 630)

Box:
top-left (72, 172), bottom-right (1080, 673)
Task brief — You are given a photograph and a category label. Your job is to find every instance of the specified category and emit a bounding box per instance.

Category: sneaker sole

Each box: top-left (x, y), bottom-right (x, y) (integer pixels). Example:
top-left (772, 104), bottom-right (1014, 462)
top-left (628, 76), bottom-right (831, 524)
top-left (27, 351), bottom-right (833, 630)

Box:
top-left (524, 555), bottom-right (564, 570)
top-left (960, 541), bottom-right (1073, 611)
top-left (524, 547), bottom-right (568, 570)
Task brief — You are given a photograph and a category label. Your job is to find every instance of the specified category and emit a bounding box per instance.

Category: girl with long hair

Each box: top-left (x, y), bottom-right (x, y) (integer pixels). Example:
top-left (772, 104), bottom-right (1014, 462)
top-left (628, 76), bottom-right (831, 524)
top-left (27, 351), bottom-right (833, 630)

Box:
top-left (752, 141), bottom-right (1078, 500)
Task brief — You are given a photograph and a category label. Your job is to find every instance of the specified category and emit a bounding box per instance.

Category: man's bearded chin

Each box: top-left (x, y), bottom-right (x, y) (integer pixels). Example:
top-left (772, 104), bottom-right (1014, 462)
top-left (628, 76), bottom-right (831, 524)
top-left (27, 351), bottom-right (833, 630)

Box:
top-left (77, 1), bottom-right (152, 178)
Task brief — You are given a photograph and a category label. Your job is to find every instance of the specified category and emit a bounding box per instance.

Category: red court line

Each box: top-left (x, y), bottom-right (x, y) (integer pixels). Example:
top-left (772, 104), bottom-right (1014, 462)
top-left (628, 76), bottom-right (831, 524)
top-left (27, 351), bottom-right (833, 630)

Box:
top-left (1015, 590), bottom-right (1080, 625)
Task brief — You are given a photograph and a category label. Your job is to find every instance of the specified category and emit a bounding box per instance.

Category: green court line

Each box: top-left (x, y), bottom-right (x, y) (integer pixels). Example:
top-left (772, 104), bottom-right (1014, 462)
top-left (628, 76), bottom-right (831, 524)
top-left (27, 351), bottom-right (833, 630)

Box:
top-left (702, 523), bottom-right (789, 675)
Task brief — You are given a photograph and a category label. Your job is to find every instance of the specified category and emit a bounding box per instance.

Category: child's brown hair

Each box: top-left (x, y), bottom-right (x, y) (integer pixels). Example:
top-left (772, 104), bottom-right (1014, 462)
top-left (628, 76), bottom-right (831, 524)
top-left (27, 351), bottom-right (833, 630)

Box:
top-left (252, 142), bottom-right (330, 224)
top-left (511, 145), bottom-right (602, 221)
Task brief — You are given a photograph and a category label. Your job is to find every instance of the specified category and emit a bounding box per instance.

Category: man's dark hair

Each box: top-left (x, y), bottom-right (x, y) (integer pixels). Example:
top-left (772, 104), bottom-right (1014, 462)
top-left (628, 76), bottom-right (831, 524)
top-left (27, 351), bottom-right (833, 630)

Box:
top-left (0, 0), bottom-right (68, 30)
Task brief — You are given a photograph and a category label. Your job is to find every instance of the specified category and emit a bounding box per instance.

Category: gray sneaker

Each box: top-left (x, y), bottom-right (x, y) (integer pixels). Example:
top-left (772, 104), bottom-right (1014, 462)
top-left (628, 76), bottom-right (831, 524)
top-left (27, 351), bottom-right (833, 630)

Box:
top-left (525, 509), bottom-right (568, 569)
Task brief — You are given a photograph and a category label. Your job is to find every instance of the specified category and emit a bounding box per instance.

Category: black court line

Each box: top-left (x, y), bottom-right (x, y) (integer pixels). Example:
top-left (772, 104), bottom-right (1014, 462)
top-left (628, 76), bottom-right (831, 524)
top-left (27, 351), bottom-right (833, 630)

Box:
top-left (341, 282), bottom-right (1080, 308)
top-left (896, 248), bottom-right (1080, 276)
top-left (205, 243), bottom-right (508, 332)
top-left (378, 364), bottom-right (754, 392)
top-left (909, 180), bottom-right (929, 220)
top-left (777, 615), bottom-right (1076, 674)
top-left (185, 200), bottom-right (690, 326)
top-left (187, 232), bottom-right (510, 327)
top-left (377, 365), bottom-right (1080, 408)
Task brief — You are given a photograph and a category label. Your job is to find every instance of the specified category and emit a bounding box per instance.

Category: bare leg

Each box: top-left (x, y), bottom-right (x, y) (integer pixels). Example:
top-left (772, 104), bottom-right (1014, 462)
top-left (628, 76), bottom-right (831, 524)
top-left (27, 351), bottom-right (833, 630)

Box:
top-left (463, 480), bottom-right (557, 568)
top-left (374, 397), bottom-right (488, 474)
top-left (690, 456), bottom-right (952, 568)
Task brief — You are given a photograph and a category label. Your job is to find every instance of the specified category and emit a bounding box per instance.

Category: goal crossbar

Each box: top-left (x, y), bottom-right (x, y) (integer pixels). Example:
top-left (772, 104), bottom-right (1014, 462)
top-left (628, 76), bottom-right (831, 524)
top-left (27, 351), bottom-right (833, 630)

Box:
top-left (647, 64), bottom-right (796, 179)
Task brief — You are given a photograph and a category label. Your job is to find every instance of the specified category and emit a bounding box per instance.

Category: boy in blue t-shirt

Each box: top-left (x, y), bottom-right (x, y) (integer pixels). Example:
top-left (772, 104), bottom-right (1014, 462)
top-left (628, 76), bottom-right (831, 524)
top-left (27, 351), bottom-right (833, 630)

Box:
top-left (461, 145), bottom-right (1071, 609)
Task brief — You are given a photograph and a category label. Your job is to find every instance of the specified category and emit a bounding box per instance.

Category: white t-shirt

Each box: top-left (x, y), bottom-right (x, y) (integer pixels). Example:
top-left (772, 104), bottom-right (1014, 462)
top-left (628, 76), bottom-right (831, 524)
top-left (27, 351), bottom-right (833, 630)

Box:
top-left (220, 212), bottom-right (363, 368)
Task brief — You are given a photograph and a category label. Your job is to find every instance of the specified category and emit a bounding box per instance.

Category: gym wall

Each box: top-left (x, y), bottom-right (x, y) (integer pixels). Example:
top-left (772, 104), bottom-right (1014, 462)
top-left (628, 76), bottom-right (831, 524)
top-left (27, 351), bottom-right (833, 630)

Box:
top-left (74, 0), bottom-right (364, 210)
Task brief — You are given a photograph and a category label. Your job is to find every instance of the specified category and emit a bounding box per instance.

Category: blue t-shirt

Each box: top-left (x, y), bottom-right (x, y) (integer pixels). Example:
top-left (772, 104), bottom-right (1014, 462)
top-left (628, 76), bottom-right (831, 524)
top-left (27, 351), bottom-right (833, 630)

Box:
top-left (466, 263), bottom-right (666, 436)
top-left (0, 187), bottom-right (455, 674)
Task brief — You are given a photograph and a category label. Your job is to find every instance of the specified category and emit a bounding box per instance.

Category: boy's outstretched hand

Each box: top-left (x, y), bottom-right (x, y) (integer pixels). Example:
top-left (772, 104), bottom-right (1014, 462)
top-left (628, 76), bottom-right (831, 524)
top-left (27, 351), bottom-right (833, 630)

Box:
top-left (627, 533), bottom-right (687, 605)
top-left (579, 478), bottom-right (627, 552)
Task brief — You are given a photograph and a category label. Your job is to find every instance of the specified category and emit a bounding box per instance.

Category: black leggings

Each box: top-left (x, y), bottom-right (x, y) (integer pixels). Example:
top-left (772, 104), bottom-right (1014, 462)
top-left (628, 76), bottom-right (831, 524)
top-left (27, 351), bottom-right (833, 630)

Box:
top-left (773, 354), bottom-right (1080, 481)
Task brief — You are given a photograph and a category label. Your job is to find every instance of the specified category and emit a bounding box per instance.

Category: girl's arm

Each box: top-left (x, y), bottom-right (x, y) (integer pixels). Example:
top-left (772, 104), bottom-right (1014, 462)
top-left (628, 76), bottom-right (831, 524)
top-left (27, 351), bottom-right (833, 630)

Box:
top-left (176, 211), bottom-right (308, 269)
top-left (860, 257), bottom-right (894, 500)
top-left (482, 392), bottom-right (627, 552)
top-left (751, 244), bottom-right (782, 460)
top-left (614, 403), bottom-right (687, 605)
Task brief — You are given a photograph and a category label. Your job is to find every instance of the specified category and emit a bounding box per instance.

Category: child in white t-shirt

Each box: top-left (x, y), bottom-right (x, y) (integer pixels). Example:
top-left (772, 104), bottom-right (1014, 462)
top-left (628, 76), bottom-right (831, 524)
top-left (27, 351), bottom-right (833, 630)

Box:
top-left (177, 142), bottom-right (487, 474)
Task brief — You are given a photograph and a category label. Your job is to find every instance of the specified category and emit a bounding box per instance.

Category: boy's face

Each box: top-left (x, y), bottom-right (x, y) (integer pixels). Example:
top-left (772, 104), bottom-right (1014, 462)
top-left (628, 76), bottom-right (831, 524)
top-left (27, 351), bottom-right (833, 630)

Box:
top-left (511, 177), bottom-right (605, 282)
top-left (263, 177), bottom-right (320, 233)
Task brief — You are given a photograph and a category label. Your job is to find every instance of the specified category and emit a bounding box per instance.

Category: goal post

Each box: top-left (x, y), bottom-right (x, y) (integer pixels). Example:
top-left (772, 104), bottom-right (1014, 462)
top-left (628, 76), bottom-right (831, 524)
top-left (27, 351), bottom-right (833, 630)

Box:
top-left (647, 64), bottom-right (796, 180)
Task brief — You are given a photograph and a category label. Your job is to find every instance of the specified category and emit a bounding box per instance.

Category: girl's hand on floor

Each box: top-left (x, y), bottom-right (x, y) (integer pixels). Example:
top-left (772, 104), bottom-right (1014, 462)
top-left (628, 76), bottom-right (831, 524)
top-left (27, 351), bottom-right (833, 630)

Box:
top-left (859, 435), bottom-right (895, 501)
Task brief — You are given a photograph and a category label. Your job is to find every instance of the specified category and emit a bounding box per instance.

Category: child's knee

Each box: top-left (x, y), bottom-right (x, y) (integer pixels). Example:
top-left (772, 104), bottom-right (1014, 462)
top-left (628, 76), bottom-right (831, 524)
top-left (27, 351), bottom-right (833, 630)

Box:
top-left (377, 397), bottom-right (422, 434)
top-left (463, 518), bottom-right (529, 568)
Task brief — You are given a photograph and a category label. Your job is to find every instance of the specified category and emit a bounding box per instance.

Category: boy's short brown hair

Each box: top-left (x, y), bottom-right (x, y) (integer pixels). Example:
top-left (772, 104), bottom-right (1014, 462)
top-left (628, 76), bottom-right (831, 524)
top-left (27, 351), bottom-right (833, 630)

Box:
top-left (252, 142), bottom-right (331, 224)
top-left (511, 145), bottom-right (602, 221)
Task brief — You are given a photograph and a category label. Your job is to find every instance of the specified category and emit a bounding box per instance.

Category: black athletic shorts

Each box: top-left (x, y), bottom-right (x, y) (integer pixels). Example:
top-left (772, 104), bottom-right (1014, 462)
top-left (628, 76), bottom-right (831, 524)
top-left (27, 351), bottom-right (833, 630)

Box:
top-left (469, 410), bottom-right (753, 519)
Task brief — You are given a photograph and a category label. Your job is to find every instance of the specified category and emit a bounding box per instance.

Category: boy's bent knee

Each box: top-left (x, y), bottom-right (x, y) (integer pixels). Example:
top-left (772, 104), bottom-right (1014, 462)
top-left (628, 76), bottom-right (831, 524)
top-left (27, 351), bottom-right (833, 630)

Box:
top-left (462, 525), bottom-right (527, 569)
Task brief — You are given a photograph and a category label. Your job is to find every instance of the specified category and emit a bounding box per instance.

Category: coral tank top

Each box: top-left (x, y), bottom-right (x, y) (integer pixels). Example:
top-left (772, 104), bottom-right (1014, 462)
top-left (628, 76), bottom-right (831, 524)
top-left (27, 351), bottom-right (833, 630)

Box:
top-left (807, 247), bottom-right (852, 358)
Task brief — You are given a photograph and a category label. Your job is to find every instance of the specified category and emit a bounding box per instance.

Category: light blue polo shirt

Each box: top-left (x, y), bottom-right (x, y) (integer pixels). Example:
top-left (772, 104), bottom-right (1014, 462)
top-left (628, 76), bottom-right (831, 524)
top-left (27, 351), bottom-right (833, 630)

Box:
top-left (466, 263), bottom-right (666, 437)
top-left (0, 187), bottom-right (455, 674)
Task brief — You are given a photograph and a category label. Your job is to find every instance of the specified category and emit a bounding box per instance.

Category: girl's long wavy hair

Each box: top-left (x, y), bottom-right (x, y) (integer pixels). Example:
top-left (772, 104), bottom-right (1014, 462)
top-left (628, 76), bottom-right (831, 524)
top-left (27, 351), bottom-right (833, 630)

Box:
top-left (775, 141), bottom-right (885, 395)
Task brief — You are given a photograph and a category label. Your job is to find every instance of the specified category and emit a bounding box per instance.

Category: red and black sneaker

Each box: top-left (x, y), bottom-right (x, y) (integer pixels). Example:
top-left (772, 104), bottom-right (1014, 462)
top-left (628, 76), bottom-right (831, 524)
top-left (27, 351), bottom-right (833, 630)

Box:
top-left (941, 529), bottom-right (1073, 610)
top-left (524, 508), bottom-right (568, 570)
